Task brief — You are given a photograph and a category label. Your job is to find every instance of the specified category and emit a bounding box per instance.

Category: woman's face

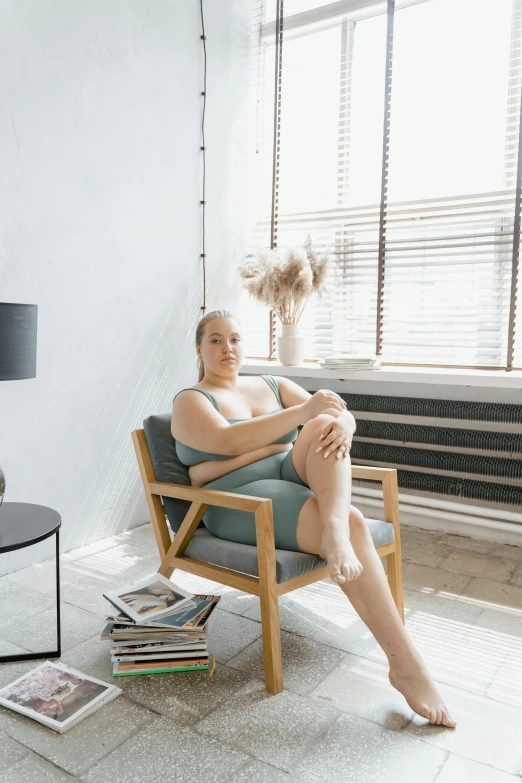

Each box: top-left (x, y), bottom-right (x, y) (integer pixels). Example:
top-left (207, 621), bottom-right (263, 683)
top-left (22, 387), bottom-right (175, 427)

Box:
top-left (198, 317), bottom-right (244, 377)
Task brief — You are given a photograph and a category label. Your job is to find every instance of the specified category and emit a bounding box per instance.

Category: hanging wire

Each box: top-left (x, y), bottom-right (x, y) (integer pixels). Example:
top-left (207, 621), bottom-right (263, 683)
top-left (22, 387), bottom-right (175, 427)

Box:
top-left (200, 0), bottom-right (207, 313)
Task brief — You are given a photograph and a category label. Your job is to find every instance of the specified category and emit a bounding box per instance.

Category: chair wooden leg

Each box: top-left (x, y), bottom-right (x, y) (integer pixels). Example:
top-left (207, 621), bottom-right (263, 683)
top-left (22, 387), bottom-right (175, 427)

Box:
top-left (255, 500), bottom-right (283, 695)
top-left (259, 581), bottom-right (283, 695)
top-left (387, 549), bottom-right (405, 623)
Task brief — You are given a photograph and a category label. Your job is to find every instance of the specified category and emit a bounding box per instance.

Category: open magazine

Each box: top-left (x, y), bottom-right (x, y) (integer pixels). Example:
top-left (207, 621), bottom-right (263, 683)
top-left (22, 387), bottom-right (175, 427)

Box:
top-left (102, 573), bottom-right (195, 625)
top-left (0, 661), bottom-right (121, 733)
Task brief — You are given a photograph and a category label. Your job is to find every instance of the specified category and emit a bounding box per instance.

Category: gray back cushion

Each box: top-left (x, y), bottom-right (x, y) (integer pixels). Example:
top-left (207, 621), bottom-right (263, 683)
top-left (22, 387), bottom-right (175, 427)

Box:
top-left (143, 413), bottom-right (202, 533)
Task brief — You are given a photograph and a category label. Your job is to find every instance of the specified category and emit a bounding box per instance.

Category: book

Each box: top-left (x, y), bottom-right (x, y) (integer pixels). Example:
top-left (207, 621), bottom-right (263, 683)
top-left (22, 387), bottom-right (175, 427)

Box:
top-left (113, 657), bottom-right (209, 677)
top-left (111, 649), bottom-right (207, 663)
top-left (102, 574), bottom-right (195, 625)
top-left (110, 641), bottom-right (205, 655)
top-left (0, 661), bottom-right (121, 733)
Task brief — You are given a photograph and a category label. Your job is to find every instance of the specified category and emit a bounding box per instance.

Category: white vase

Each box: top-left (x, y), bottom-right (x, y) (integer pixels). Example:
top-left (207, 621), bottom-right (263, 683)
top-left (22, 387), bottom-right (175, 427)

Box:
top-left (277, 323), bottom-right (306, 366)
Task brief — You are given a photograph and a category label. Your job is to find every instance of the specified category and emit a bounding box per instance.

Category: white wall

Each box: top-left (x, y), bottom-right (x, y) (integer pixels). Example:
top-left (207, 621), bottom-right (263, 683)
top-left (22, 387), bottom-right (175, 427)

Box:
top-left (0, 0), bottom-right (251, 574)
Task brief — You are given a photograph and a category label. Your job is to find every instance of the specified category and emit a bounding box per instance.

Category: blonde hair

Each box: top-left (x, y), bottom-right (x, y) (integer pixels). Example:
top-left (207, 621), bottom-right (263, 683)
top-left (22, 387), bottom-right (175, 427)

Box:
top-left (195, 310), bottom-right (242, 382)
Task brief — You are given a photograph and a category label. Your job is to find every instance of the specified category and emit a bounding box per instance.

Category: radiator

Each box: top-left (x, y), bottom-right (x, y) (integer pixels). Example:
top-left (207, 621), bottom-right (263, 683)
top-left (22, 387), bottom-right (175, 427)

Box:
top-left (336, 393), bottom-right (522, 511)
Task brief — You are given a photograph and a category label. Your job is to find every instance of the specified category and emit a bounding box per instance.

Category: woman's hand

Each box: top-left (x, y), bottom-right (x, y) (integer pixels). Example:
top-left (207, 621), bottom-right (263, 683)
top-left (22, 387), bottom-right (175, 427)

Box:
top-left (315, 416), bottom-right (355, 460)
top-left (301, 389), bottom-right (347, 422)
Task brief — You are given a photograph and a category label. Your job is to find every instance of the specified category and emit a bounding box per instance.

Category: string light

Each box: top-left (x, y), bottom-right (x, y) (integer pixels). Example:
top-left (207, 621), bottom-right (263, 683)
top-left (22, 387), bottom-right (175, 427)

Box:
top-left (200, 0), bottom-right (207, 313)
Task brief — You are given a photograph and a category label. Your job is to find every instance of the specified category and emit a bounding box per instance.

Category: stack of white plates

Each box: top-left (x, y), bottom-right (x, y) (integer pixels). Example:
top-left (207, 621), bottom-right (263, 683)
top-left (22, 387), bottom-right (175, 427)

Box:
top-left (318, 355), bottom-right (381, 370)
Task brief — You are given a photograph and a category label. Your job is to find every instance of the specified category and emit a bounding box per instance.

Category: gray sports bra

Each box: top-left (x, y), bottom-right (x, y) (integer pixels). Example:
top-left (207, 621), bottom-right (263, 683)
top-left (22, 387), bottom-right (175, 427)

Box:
top-left (173, 374), bottom-right (298, 466)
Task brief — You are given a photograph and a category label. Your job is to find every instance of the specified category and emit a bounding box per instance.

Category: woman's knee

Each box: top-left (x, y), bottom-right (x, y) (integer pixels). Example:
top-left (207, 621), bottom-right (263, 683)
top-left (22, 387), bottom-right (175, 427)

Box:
top-left (301, 413), bottom-right (337, 438)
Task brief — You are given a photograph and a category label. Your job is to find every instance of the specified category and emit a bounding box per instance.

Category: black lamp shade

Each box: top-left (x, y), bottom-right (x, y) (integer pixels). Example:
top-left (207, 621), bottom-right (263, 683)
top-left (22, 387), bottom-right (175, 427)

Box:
top-left (0, 303), bottom-right (38, 381)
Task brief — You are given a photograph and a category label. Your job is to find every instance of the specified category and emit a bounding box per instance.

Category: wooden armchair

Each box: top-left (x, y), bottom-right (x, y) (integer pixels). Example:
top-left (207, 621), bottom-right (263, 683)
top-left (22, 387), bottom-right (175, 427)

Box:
top-left (132, 414), bottom-right (404, 695)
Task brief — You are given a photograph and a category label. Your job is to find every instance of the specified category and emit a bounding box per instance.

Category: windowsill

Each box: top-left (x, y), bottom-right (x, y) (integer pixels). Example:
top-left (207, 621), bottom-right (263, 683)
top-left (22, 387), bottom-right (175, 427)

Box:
top-left (240, 358), bottom-right (522, 389)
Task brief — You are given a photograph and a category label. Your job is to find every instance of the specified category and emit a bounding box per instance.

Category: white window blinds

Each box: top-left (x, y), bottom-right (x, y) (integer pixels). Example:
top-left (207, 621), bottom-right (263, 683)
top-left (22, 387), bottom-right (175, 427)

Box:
top-left (241, 0), bottom-right (522, 369)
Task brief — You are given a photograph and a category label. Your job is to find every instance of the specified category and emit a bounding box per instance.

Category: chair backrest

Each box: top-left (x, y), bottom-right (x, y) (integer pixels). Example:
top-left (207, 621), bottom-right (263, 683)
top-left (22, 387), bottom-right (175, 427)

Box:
top-left (143, 413), bottom-right (201, 533)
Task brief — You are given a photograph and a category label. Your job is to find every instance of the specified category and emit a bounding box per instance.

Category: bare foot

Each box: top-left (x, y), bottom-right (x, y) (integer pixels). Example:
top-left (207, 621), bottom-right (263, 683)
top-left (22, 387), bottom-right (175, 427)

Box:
top-left (320, 531), bottom-right (363, 584)
top-left (389, 663), bottom-right (456, 728)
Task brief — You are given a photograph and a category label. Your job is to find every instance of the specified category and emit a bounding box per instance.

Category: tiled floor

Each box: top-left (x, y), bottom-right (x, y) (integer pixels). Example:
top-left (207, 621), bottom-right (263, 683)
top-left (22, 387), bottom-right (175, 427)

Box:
top-left (0, 522), bottom-right (522, 782)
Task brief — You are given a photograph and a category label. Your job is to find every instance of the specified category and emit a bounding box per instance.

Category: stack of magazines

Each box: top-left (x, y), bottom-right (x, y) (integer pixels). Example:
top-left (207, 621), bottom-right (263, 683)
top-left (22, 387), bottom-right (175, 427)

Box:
top-left (318, 354), bottom-right (381, 370)
top-left (100, 574), bottom-right (220, 677)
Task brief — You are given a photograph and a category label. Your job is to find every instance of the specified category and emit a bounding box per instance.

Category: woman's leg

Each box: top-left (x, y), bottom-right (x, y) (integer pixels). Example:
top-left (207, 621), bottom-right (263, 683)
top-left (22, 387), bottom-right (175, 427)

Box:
top-left (296, 499), bottom-right (456, 727)
top-left (291, 414), bottom-right (363, 584)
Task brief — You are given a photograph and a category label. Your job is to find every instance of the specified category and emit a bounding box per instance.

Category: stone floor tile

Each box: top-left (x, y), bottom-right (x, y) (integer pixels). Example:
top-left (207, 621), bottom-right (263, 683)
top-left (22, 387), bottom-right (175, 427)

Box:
top-left (486, 654), bottom-right (522, 708)
top-left (0, 695), bottom-right (155, 777)
top-left (435, 753), bottom-right (521, 783)
top-left (404, 684), bottom-right (522, 774)
top-left (83, 716), bottom-right (249, 783)
top-left (118, 663), bottom-right (264, 724)
top-left (400, 538), bottom-right (454, 568)
top-left (461, 578), bottom-right (522, 611)
top-left (61, 535), bottom-right (131, 562)
top-left (399, 526), bottom-right (441, 545)
top-left (63, 632), bottom-right (263, 726)
top-left (510, 566), bottom-right (522, 587)
top-left (0, 638), bottom-right (31, 659)
top-left (60, 633), bottom-right (122, 683)
top-left (440, 550), bottom-right (516, 584)
top-left (110, 523), bottom-right (157, 550)
top-left (293, 712), bottom-right (447, 783)
top-left (2, 561), bottom-right (84, 595)
top-left (0, 731), bottom-right (28, 773)
top-left (474, 606), bottom-right (522, 639)
top-left (213, 589), bottom-right (259, 616)
top-left (0, 580), bottom-right (54, 622)
top-left (62, 547), bottom-right (159, 586)
top-left (403, 608), bottom-right (508, 695)
top-left (490, 543), bottom-right (522, 565)
top-left (226, 629), bottom-right (346, 696)
top-left (402, 588), bottom-right (484, 625)
top-left (207, 608), bottom-right (262, 663)
top-left (226, 759), bottom-right (295, 782)
top-left (242, 597), bottom-right (383, 661)
top-left (60, 578), bottom-right (118, 618)
top-left (0, 753), bottom-right (80, 782)
top-left (402, 563), bottom-right (472, 594)
top-left (1, 603), bottom-right (101, 653)
top-left (436, 534), bottom-right (497, 555)
top-left (195, 688), bottom-right (339, 772)
top-left (311, 654), bottom-right (414, 730)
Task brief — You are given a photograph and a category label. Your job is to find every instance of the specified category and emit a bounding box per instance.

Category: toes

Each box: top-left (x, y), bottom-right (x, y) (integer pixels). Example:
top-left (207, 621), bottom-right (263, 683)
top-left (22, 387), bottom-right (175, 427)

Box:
top-left (436, 709), bottom-right (443, 725)
top-left (443, 711), bottom-right (457, 729)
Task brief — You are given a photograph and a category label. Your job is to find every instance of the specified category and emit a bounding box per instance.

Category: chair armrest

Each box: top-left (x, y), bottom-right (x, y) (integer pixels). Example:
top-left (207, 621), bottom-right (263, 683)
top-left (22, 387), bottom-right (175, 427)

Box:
top-left (149, 482), bottom-right (277, 579)
top-left (149, 481), bottom-right (272, 513)
top-left (351, 466), bottom-right (401, 541)
top-left (351, 466), bottom-right (396, 481)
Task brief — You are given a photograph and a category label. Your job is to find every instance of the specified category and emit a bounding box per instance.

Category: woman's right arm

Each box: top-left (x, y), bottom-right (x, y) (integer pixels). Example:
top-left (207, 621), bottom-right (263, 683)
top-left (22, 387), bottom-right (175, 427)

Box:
top-left (172, 388), bottom-right (346, 456)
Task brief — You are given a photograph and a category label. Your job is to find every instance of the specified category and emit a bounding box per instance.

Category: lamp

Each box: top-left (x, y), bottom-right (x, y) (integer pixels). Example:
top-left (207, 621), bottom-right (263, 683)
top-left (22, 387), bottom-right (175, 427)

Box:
top-left (0, 302), bottom-right (38, 506)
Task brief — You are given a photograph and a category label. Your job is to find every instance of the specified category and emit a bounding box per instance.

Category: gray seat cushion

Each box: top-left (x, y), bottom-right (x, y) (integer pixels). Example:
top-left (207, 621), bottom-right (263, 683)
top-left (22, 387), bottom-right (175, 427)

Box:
top-left (142, 412), bottom-right (395, 583)
top-left (183, 521), bottom-right (394, 583)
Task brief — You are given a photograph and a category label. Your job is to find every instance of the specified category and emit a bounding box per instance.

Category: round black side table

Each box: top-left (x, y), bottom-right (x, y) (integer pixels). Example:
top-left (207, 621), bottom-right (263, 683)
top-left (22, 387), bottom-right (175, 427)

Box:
top-left (0, 502), bottom-right (61, 663)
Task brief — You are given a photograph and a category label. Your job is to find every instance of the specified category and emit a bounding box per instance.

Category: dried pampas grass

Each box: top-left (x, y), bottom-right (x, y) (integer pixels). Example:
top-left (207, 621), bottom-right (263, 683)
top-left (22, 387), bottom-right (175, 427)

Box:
top-left (238, 235), bottom-right (331, 324)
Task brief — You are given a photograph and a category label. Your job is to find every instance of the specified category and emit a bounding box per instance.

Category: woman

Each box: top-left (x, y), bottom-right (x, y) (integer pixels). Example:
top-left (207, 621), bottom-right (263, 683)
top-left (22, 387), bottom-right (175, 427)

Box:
top-left (171, 309), bottom-right (456, 728)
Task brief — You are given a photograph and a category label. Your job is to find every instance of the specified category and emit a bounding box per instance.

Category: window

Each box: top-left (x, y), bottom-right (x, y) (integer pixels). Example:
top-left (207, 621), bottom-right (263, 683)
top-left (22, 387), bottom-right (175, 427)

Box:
top-left (241, 0), bottom-right (522, 369)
